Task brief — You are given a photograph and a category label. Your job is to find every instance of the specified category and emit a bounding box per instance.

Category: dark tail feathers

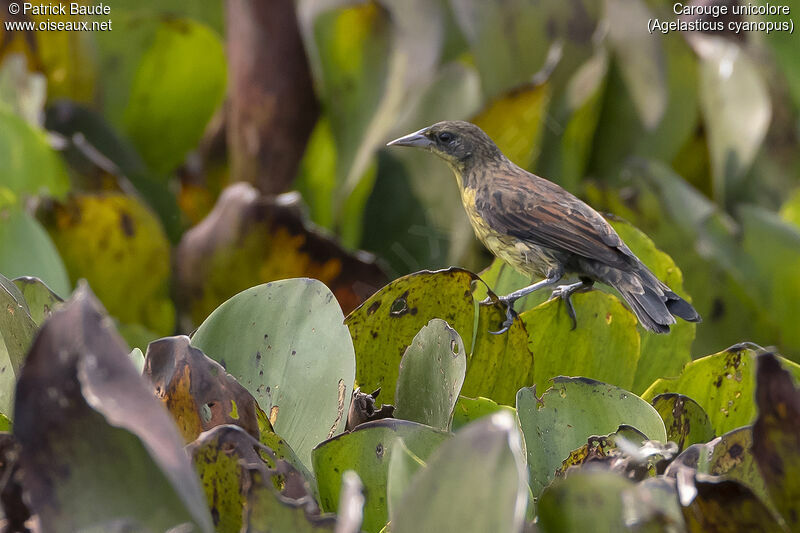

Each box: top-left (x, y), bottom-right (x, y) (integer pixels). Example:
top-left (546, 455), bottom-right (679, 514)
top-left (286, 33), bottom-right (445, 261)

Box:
top-left (613, 269), bottom-right (701, 334)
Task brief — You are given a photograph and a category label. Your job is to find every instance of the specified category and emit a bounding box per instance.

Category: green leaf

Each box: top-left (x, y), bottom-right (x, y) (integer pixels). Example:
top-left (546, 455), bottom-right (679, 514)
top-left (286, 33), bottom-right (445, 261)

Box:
top-left (522, 291), bottom-right (641, 392)
top-left (700, 426), bottom-right (774, 517)
top-left (312, 419), bottom-right (449, 533)
top-left (121, 18), bottom-right (226, 173)
top-left (605, 0), bottom-right (666, 129)
top-left (391, 412), bottom-right (527, 533)
top-left (752, 353), bottom-right (800, 529)
top-left (0, 107), bottom-right (70, 201)
top-left (386, 439), bottom-right (425, 520)
top-left (517, 377), bottom-right (666, 497)
top-left (13, 284), bottom-right (212, 532)
top-left (642, 345), bottom-right (800, 435)
top-left (394, 319), bottom-right (466, 431)
top-left (608, 218), bottom-right (695, 394)
top-left (0, 273), bottom-right (36, 419)
top-left (451, 395), bottom-right (515, 432)
top-left (12, 276), bottom-right (63, 326)
top-left (652, 393), bottom-right (715, 452)
top-left (192, 279), bottom-right (355, 470)
top-left (345, 268), bottom-right (479, 406)
top-left (41, 193), bottom-right (174, 335)
top-left (537, 470), bottom-right (634, 531)
top-left (465, 302), bottom-right (535, 405)
top-left (0, 208), bottom-right (70, 298)
top-left (698, 38), bottom-right (771, 204)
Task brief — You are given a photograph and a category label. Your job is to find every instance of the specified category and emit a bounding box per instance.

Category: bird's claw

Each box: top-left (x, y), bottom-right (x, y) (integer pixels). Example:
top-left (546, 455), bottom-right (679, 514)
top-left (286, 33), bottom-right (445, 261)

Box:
top-left (489, 297), bottom-right (518, 335)
top-left (548, 285), bottom-right (578, 330)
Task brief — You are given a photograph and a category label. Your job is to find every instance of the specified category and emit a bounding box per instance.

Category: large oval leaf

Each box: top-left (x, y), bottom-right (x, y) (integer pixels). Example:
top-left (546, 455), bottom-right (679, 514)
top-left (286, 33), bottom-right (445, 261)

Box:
top-left (312, 419), bottom-right (449, 533)
top-left (517, 377), bottom-right (666, 497)
top-left (345, 268), bottom-right (478, 405)
top-left (394, 319), bottom-right (466, 431)
top-left (192, 279), bottom-right (355, 470)
top-left (391, 412), bottom-right (527, 533)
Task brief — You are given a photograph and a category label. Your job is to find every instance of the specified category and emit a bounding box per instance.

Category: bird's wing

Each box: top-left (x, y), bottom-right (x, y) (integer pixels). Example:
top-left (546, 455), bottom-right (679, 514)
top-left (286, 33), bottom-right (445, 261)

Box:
top-left (477, 174), bottom-right (636, 270)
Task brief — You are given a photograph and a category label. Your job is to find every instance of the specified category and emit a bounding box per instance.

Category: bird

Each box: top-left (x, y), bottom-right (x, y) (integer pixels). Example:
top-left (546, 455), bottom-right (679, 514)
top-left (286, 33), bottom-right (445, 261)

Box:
top-left (387, 121), bottom-right (701, 334)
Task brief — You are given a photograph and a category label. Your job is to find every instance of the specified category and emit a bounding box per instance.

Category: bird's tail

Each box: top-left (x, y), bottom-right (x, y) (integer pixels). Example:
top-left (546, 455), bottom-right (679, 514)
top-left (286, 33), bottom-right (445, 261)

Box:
top-left (603, 265), bottom-right (701, 334)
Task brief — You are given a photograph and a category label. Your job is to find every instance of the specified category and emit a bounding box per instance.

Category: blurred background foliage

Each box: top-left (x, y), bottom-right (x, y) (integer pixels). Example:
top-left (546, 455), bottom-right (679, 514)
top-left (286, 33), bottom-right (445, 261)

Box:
top-left (1, 0), bottom-right (799, 360)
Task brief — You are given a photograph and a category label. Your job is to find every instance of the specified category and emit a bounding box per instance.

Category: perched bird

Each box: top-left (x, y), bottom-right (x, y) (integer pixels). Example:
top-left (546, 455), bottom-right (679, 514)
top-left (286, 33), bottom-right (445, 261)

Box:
top-left (387, 121), bottom-right (701, 334)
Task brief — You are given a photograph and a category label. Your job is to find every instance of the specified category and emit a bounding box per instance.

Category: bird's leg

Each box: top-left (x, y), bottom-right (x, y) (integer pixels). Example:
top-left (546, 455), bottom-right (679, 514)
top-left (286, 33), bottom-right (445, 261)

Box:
top-left (547, 278), bottom-right (594, 330)
top-left (487, 273), bottom-right (563, 335)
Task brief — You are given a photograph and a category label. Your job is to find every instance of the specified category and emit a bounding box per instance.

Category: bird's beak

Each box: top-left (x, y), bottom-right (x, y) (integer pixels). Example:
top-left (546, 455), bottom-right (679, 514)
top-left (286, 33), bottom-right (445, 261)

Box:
top-left (386, 128), bottom-right (433, 149)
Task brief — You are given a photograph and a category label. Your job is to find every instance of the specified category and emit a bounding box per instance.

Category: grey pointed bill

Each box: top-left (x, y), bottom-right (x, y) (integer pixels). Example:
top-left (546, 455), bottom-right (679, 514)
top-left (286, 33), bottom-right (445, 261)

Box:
top-left (386, 127), bottom-right (433, 148)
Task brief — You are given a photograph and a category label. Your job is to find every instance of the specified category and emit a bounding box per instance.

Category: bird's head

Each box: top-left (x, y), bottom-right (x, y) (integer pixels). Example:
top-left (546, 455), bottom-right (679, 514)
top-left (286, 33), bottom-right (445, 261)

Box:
top-left (386, 121), bottom-right (502, 172)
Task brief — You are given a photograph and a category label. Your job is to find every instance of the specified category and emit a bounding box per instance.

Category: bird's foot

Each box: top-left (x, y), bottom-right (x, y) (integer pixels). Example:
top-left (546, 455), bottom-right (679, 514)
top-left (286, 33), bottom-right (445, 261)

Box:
top-left (547, 281), bottom-right (591, 330)
top-left (489, 296), bottom-right (518, 335)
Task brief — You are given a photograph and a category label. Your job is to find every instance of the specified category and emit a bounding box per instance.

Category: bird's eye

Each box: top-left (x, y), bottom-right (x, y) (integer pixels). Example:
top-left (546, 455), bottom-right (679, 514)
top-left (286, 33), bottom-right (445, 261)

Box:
top-left (437, 131), bottom-right (454, 143)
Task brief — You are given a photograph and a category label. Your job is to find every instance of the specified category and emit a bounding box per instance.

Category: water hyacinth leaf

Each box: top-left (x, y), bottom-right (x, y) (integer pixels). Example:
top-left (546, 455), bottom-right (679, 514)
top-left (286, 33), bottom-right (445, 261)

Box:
top-left (0, 107), bottom-right (70, 201)
top-left (537, 469), bottom-right (634, 532)
top-left (386, 439), bottom-right (425, 520)
top-left (643, 345), bottom-right (800, 435)
top-left (175, 183), bottom-right (386, 327)
top-left (752, 353), bottom-right (800, 529)
top-left (702, 426), bottom-right (773, 515)
top-left (192, 278), bottom-right (356, 470)
top-left (517, 377), bottom-right (666, 497)
top-left (12, 276), bottom-right (63, 325)
top-left (345, 268), bottom-right (479, 405)
top-left (697, 37), bottom-right (770, 204)
top-left (605, 0), bottom-right (666, 130)
top-left (471, 83), bottom-right (550, 171)
top-left (13, 284), bottom-right (211, 532)
top-left (122, 18), bottom-right (226, 174)
top-left (0, 207), bottom-right (70, 298)
top-left (143, 336), bottom-right (260, 443)
top-left (679, 475), bottom-right (783, 533)
top-left (188, 425), bottom-right (261, 533)
top-left (451, 395), bottom-right (516, 432)
top-left (652, 394), bottom-right (715, 452)
top-left (465, 302), bottom-right (535, 405)
top-left (394, 319), bottom-right (466, 431)
top-left (522, 291), bottom-right (640, 392)
top-left (608, 218), bottom-right (695, 395)
top-left (312, 419), bottom-right (449, 533)
top-left (39, 193), bottom-right (174, 335)
top-left (392, 412), bottom-right (527, 533)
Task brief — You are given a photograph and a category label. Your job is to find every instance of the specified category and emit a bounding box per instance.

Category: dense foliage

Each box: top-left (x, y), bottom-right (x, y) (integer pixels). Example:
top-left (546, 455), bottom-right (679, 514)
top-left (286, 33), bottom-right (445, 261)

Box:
top-left (1, 0), bottom-right (800, 531)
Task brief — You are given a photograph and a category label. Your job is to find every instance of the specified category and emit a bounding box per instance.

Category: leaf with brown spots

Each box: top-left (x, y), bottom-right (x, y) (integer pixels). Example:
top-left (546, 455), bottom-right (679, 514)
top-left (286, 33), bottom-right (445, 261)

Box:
top-left (643, 344), bottom-right (800, 435)
top-left (143, 335), bottom-right (260, 443)
top-left (652, 393), bottom-right (715, 452)
top-left (13, 283), bottom-right (211, 532)
top-left (345, 268), bottom-right (480, 406)
top-left (37, 192), bottom-right (174, 335)
top-left (175, 183), bottom-right (387, 328)
top-left (753, 352), bottom-right (800, 529)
